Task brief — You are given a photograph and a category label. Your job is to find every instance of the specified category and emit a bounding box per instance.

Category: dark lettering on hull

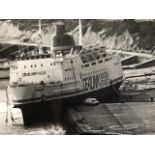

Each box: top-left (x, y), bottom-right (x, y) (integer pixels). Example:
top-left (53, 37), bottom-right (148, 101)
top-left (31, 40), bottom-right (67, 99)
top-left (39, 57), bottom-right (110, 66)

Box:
top-left (81, 71), bottom-right (109, 91)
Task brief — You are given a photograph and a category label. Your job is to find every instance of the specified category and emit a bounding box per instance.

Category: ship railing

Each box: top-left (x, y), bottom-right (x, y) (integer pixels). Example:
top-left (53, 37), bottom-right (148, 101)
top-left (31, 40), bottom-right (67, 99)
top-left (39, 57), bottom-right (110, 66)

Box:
top-left (13, 54), bottom-right (53, 61)
top-left (9, 83), bottom-right (28, 87)
top-left (80, 52), bottom-right (105, 64)
top-left (10, 81), bottom-right (63, 87)
top-left (79, 47), bottom-right (109, 63)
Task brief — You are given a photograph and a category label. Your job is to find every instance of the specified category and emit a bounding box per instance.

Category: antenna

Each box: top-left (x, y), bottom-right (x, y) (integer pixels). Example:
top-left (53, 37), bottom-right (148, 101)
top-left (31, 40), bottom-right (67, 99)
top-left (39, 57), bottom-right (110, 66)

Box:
top-left (39, 19), bottom-right (42, 36)
top-left (38, 19), bottom-right (42, 50)
top-left (78, 19), bottom-right (82, 46)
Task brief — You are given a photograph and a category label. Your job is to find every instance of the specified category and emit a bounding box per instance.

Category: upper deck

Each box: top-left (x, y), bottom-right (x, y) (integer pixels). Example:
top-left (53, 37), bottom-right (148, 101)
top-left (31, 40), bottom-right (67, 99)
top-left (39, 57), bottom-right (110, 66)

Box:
top-left (9, 23), bottom-right (122, 87)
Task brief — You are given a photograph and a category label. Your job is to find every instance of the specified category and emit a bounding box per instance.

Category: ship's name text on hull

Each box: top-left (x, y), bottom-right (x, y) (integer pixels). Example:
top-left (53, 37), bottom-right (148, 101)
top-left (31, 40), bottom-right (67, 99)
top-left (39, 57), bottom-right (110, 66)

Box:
top-left (22, 71), bottom-right (46, 77)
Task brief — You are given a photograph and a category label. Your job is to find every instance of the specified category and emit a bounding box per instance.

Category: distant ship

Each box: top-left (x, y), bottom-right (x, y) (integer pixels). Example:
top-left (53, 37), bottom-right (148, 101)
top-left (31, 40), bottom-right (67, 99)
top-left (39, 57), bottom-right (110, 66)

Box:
top-left (120, 75), bottom-right (155, 102)
top-left (7, 20), bottom-right (123, 125)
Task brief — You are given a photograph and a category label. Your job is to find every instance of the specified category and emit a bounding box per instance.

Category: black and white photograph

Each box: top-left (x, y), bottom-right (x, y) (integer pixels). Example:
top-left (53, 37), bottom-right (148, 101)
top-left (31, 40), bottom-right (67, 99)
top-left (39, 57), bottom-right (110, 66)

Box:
top-left (1, 19), bottom-right (155, 135)
top-left (1, 1), bottom-right (155, 155)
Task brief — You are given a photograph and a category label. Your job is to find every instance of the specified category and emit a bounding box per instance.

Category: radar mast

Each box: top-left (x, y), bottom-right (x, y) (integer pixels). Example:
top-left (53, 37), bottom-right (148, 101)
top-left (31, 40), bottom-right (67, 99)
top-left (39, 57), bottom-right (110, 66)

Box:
top-left (78, 19), bottom-right (83, 47)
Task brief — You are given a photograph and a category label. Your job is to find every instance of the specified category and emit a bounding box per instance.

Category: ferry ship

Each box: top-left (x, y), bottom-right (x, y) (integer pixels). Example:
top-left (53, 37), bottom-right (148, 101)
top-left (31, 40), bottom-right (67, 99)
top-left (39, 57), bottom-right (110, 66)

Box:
top-left (7, 20), bottom-right (123, 125)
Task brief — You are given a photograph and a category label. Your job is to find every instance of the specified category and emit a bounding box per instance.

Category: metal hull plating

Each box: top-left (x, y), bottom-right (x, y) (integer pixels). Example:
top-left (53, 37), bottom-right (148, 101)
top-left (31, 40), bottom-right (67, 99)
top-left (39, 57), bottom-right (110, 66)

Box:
top-left (9, 80), bottom-right (122, 108)
top-left (8, 73), bottom-right (123, 107)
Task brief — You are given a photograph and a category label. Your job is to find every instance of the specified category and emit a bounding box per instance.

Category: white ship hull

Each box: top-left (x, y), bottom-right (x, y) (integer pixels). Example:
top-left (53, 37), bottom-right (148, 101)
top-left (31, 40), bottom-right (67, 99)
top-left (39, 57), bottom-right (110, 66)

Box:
top-left (8, 76), bottom-right (123, 107)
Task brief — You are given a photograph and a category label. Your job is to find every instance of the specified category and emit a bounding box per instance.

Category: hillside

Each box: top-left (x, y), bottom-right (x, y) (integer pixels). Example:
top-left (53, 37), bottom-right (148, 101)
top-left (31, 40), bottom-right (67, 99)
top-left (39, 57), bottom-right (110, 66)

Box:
top-left (0, 19), bottom-right (155, 52)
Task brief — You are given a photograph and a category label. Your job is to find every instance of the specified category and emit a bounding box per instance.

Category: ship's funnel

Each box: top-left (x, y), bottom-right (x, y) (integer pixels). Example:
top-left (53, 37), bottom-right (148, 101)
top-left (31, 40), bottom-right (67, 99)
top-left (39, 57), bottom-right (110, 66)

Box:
top-left (51, 23), bottom-right (75, 50)
top-left (55, 24), bottom-right (65, 36)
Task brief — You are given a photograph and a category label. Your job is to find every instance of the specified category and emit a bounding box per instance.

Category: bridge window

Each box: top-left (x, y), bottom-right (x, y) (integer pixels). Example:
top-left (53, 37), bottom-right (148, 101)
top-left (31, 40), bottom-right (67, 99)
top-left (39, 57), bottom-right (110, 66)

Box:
top-left (81, 56), bottom-right (88, 63)
top-left (31, 56), bottom-right (35, 59)
top-left (41, 55), bottom-right (45, 58)
top-left (105, 57), bottom-right (112, 61)
top-left (85, 64), bottom-right (89, 67)
top-left (103, 53), bottom-right (107, 57)
top-left (36, 55), bottom-right (40, 59)
top-left (87, 50), bottom-right (92, 53)
top-left (98, 60), bottom-right (103, 63)
top-left (91, 62), bottom-right (96, 66)
top-left (88, 54), bottom-right (96, 61)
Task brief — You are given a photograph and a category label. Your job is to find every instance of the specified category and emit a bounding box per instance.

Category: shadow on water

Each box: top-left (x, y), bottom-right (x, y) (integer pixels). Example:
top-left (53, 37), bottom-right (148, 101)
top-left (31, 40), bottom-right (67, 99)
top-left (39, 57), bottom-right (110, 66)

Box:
top-left (0, 104), bottom-right (78, 135)
top-left (18, 101), bottom-right (79, 135)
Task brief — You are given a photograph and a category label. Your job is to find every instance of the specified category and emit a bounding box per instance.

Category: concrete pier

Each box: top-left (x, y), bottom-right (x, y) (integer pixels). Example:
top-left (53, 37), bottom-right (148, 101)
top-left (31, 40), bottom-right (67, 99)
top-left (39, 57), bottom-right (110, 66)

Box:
top-left (67, 102), bottom-right (155, 134)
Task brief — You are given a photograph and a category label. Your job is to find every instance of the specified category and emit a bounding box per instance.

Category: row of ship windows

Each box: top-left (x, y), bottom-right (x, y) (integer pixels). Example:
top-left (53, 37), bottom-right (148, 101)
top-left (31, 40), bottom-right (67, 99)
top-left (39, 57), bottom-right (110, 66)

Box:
top-left (12, 63), bottom-right (56, 69)
top-left (65, 77), bottom-right (74, 81)
top-left (60, 60), bottom-right (104, 72)
top-left (81, 60), bottom-right (103, 68)
top-left (26, 63), bottom-right (56, 68)
top-left (81, 57), bottom-right (112, 68)
top-left (82, 68), bottom-right (105, 76)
